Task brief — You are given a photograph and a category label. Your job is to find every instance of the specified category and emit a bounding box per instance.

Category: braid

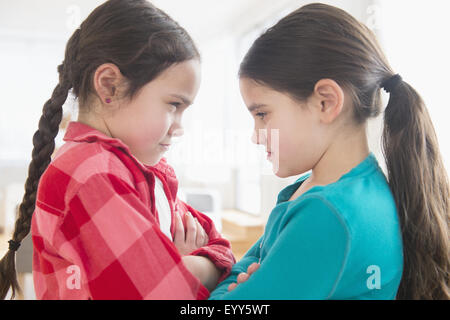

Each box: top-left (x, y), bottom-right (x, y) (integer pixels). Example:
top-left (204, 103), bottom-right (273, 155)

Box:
top-left (0, 23), bottom-right (81, 300)
top-left (14, 82), bottom-right (70, 241)
top-left (0, 73), bottom-right (72, 300)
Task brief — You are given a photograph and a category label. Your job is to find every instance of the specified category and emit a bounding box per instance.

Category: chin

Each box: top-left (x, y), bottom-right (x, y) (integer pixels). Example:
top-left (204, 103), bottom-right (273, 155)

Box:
top-left (150, 157), bottom-right (163, 166)
top-left (272, 162), bottom-right (304, 178)
top-left (138, 154), bottom-right (162, 167)
top-left (272, 164), bottom-right (290, 178)
top-left (274, 170), bottom-right (292, 178)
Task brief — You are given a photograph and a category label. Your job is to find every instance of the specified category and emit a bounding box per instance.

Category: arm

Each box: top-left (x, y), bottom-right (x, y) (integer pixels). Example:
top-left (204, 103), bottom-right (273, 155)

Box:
top-left (171, 210), bottom-right (220, 291)
top-left (209, 196), bottom-right (351, 300)
top-left (208, 238), bottom-right (261, 299)
top-left (57, 172), bottom-right (209, 299)
top-left (182, 255), bottom-right (221, 292)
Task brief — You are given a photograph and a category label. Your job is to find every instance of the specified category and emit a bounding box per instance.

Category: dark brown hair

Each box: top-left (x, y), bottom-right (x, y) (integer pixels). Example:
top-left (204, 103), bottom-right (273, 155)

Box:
top-left (0, 0), bottom-right (199, 299)
top-left (240, 3), bottom-right (449, 299)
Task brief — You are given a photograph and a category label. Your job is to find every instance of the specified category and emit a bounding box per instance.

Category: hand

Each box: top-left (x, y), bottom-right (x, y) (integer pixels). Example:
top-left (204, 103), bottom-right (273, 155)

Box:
top-left (174, 211), bottom-right (209, 255)
top-left (228, 262), bottom-right (260, 291)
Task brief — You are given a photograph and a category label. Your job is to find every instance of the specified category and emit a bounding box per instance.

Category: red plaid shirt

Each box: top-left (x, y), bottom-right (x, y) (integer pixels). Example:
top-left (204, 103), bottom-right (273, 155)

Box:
top-left (31, 121), bottom-right (235, 300)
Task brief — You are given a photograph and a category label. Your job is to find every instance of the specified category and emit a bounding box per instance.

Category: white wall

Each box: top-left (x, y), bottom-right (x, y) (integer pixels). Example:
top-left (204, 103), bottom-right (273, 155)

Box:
top-left (378, 0), bottom-right (450, 171)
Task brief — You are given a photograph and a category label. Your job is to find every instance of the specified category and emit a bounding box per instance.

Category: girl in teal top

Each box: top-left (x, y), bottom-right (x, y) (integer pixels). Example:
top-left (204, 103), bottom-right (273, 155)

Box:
top-left (210, 153), bottom-right (403, 299)
top-left (211, 3), bottom-right (449, 300)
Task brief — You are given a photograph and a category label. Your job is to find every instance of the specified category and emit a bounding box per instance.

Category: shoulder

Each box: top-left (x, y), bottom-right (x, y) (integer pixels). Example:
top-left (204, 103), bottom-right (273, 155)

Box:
top-left (285, 170), bottom-right (402, 261)
top-left (284, 195), bottom-right (351, 237)
top-left (294, 169), bottom-right (396, 229)
top-left (37, 141), bottom-right (136, 208)
top-left (55, 141), bottom-right (133, 181)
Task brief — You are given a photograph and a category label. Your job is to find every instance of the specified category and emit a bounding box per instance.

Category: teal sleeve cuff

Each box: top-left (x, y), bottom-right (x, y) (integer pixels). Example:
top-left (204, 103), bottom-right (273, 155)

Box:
top-left (208, 256), bottom-right (259, 300)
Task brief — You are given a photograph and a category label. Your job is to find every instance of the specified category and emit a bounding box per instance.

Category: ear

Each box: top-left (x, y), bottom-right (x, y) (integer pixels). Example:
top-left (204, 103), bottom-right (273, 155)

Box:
top-left (310, 79), bottom-right (345, 124)
top-left (93, 63), bottom-right (123, 105)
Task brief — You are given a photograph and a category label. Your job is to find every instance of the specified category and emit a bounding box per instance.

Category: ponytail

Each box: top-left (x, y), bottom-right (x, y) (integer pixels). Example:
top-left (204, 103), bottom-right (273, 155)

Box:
top-left (382, 76), bottom-right (450, 299)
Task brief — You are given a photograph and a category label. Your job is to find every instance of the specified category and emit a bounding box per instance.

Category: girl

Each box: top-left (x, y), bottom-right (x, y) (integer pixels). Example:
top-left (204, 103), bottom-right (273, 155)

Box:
top-left (0, 0), bottom-right (235, 300)
top-left (210, 3), bottom-right (449, 300)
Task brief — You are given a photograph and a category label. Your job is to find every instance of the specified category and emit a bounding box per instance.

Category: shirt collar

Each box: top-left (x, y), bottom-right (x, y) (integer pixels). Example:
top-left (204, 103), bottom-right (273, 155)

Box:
top-left (63, 121), bottom-right (174, 177)
top-left (63, 120), bottom-right (130, 151)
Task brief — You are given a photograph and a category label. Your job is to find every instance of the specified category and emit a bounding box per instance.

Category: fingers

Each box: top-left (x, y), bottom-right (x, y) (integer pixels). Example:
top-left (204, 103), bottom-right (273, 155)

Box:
top-left (228, 268), bottom-right (255, 292)
top-left (228, 283), bottom-right (237, 292)
top-left (174, 211), bottom-right (210, 256)
top-left (237, 272), bottom-right (249, 284)
top-left (185, 212), bottom-right (197, 247)
top-left (173, 211), bottom-right (185, 246)
top-left (195, 218), bottom-right (208, 248)
top-left (247, 262), bottom-right (260, 275)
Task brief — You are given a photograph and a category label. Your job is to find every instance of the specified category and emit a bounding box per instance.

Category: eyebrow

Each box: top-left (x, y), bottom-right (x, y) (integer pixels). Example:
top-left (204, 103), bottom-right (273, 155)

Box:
top-left (170, 94), bottom-right (193, 106)
top-left (248, 103), bottom-right (267, 113)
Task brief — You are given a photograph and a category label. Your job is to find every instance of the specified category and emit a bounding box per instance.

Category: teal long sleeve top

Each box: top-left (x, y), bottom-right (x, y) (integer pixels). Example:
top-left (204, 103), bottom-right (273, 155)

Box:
top-left (209, 152), bottom-right (403, 300)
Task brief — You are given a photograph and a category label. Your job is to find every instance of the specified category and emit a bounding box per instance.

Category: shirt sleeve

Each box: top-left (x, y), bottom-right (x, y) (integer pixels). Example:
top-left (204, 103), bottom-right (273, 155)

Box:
top-left (208, 238), bottom-right (261, 299)
top-left (208, 196), bottom-right (351, 300)
top-left (176, 200), bottom-right (236, 282)
top-left (55, 172), bottom-right (209, 300)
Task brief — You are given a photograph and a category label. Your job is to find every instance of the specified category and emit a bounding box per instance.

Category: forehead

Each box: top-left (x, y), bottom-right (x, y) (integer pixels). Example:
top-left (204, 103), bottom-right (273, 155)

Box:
top-left (239, 78), bottom-right (293, 110)
top-left (151, 59), bottom-right (201, 99)
top-left (239, 78), bottom-right (269, 99)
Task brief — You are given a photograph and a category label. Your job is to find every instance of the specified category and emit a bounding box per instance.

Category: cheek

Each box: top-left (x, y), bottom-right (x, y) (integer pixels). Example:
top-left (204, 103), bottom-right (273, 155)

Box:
top-left (136, 117), bottom-right (170, 145)
top-left (122, 109), bottom-right (171, 148)
top-left (277, 118), bottom-right (322, 162)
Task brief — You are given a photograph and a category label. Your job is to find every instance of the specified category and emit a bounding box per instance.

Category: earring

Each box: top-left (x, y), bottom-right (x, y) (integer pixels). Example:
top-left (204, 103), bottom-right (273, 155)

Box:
top-left (105, 98), bottom-right (111, 104)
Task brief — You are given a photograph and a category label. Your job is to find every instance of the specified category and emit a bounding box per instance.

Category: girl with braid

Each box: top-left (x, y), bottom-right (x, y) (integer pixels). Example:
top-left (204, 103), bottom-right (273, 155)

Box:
top-left (0, 0), bottom-right (234, 300)
top-left (209, 3), bottom-right (449, 300)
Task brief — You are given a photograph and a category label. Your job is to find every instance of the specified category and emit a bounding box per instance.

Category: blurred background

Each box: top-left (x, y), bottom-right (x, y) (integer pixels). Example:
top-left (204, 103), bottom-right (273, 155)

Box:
top-left (0, 0), bottom-right (449, 299)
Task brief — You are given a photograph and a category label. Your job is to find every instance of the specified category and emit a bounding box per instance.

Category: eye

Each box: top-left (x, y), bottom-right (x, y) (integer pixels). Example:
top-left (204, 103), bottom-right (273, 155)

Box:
top-left (170, 102), bottom-right (182, 108)
top-left (255, 112), bottom-right (266, 120)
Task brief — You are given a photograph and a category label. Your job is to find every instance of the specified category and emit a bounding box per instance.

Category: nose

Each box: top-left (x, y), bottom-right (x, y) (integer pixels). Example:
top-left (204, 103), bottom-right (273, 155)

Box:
top-left (170, 126), bottom-right (184, 138)
top-left (169, 118), bottom-right (184, 138)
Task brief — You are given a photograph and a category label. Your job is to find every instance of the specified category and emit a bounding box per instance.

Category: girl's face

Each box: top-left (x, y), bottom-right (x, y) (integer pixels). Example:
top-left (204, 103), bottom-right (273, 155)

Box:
top-left (239, 78), bottom-right (330, 178)
top-left (103, 60), bottom-right (201, 166)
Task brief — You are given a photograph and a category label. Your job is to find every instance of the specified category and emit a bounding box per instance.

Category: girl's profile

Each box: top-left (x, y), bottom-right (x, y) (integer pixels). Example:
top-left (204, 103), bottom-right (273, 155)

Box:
top-left (0, 0), bottom-right (235, 300)
top-left (209, 3), bottom-right (449, 300)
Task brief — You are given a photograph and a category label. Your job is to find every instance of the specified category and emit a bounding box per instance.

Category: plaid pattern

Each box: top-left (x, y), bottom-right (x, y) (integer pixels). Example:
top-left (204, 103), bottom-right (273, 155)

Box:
top-left (31, 121), bottom-right (235, 300)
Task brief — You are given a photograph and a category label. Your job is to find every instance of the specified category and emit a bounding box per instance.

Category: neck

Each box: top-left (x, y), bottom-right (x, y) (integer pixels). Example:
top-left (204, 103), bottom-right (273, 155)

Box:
top-left (77, 112), bottom-right (113, 138)
top-left (309, 126), bottom-right (370, 186)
